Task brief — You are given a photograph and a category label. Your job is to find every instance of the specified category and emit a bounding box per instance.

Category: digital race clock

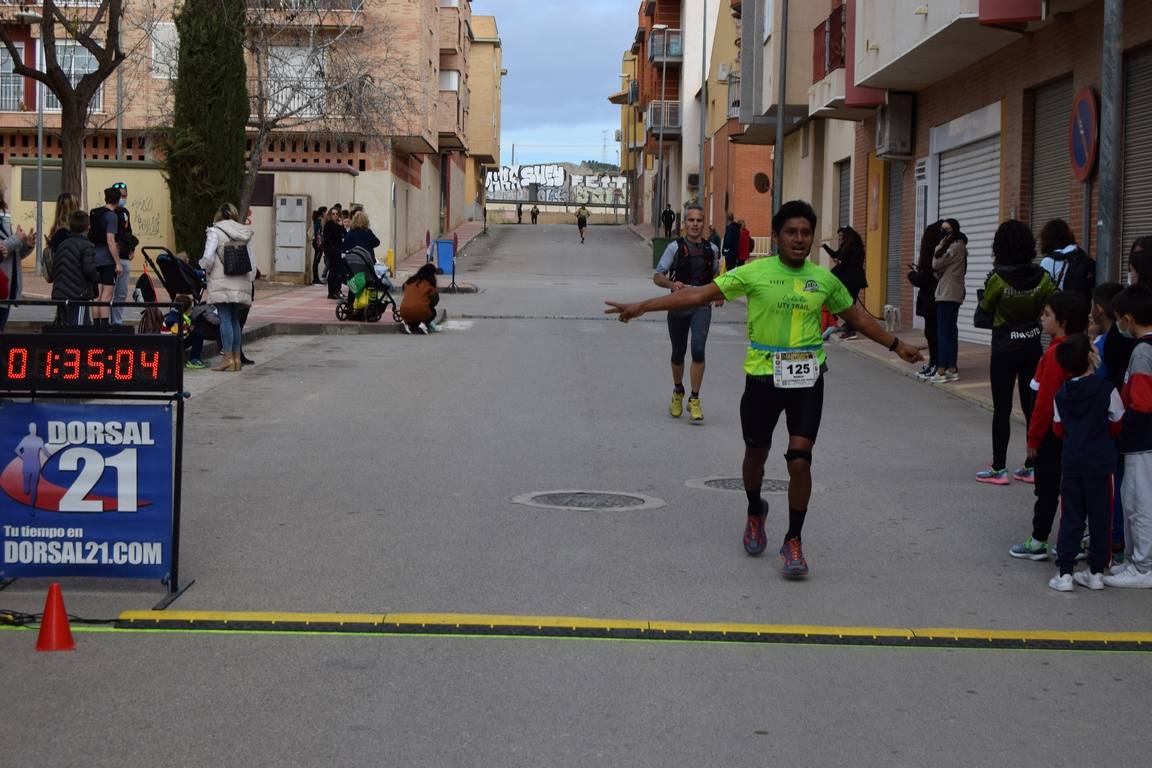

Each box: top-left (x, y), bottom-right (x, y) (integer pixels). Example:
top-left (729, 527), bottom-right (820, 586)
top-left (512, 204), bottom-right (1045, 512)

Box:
top-left (0, 334), bottom-right (184, 393)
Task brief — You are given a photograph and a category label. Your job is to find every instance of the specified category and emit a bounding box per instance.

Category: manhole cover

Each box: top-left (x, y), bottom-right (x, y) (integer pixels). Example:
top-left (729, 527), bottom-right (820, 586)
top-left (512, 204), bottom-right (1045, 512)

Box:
top-left (512, 490), bottom-right (665, 511)
top-left (685, 477), bottom-right (822, 495)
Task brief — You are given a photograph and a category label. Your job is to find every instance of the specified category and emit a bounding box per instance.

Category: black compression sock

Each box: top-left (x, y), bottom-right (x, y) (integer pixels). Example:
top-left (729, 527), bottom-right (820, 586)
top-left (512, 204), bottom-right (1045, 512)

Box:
top-left (746, 489), bottom-right (764, 517)
top-left (784, 508), bottom-right (807, 541)
top-left (673, 384), bottom-right (685, 394)
top-left (690, 391), bottom-right (699, 399)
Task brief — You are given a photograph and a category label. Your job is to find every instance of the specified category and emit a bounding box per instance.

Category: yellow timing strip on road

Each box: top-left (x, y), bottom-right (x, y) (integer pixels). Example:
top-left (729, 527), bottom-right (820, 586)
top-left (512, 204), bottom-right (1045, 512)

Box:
top-left (113, 611), bottom-right (1152, 651)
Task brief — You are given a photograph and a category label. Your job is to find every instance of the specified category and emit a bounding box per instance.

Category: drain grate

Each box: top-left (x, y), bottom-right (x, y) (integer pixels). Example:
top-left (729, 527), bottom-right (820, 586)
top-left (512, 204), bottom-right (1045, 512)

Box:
top-left (512, 490), bottom-right (665, 511)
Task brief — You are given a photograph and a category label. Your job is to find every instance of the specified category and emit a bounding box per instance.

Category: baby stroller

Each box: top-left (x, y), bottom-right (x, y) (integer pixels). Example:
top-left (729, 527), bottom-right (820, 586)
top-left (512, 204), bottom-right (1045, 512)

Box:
top-left (337, 246), bottom-right (401, 323)
top-left (141, 246), bottom-right (220, 342)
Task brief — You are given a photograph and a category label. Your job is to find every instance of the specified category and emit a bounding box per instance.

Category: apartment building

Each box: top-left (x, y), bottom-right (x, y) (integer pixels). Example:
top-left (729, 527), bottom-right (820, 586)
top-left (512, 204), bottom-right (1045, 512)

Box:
top-left (463, 15), bottom-right (503, 222)
top-left (0, 0), bottom-right (500, 279)
top-left (847, 0), bottom-right (1152, 345)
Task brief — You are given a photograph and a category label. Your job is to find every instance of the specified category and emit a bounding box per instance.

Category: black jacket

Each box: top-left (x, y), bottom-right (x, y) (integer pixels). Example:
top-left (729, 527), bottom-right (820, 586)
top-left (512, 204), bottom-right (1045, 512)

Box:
top-left (50, 233), bottom-right (98, 301)
top-left (1055, 375), bottom-right (1118, 477)
top-left (322, 220), bottom-right (346, 254)
top-left (830, 243), bottom-right (867, 298)
top-left (907, 265), bottom-right (937, 317)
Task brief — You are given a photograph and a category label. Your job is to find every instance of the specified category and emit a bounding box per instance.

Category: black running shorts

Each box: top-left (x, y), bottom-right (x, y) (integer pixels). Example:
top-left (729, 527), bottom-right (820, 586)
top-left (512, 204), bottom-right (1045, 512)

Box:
top-left (740, 374), bottom-right (825, 448)
top-left (96, 264), bottom-right (117, 286)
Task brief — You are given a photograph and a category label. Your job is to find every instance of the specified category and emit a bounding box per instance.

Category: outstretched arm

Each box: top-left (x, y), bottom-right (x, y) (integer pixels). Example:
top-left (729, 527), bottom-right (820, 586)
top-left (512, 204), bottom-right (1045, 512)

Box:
top-left (839, 304), bottom-right (925, 364)
top-left (605, 283), bottom-right (726, 322)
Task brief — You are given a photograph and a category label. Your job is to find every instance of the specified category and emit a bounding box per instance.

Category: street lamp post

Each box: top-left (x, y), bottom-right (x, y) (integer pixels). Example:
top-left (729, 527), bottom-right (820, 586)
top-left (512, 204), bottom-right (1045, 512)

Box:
top-left (653, 23), bottom-right (669, 238)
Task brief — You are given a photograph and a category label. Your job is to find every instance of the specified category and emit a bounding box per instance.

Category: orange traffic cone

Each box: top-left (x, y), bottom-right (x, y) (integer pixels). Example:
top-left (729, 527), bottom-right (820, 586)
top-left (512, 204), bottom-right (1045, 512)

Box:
top-left (35, 582), bottom-right (76, 652)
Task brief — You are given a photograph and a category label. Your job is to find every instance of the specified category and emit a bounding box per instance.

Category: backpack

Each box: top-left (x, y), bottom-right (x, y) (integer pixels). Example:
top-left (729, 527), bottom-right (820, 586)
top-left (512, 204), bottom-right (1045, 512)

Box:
top-left (115, 207), bottom-right (139, 253)
top-left (88, 208), bottom-right (110, 247)
top-left (1055, 247), bottom-right (1096, 299)
top-left (668, 238), bottom-right (716, 285)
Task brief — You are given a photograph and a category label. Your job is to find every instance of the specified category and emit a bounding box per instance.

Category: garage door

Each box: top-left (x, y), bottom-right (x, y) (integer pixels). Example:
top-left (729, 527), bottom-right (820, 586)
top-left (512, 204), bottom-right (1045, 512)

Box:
top-left (1031, 78), bottom-right (1072, 233)
top-left (1122, 47), bottom-right (1152, 278)
top-left (939, 134), bottom-right (1001, 345)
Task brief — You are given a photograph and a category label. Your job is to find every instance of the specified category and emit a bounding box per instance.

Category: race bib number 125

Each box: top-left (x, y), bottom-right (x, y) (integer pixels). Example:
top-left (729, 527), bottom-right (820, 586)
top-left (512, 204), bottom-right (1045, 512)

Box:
top-left (772, 351), bottom-right (819, 389)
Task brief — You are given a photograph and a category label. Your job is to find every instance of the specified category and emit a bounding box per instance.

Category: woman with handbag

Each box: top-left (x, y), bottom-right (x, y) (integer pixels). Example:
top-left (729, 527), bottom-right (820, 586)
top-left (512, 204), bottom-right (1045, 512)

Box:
top-left (972, 220), bottom-right (1057, 485)
top-left (200, 203), bottom-right (254, 371)
top-left (0, 185), bottom-right (37, 332)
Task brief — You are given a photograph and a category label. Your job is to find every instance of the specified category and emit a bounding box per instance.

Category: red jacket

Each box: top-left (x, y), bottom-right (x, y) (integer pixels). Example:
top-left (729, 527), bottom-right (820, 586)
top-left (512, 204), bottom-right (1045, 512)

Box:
top-left (737, 228), bottom-right (752, 263)
top-left (1027, 335), bottom-right (1072, 451)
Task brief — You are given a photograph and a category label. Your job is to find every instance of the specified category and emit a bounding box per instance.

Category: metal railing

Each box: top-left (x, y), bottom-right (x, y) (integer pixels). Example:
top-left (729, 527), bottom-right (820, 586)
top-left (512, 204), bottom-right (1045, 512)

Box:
top-left (0, 74), bottom-right (22, 112)
top-left (246, 0), bottom-right (364, 10)
top-left (648, 29), bottom-right (683, 62)
top-left (250, 76), bottom-right (330, 119)
top-left (646, 100), bottom-right (681, 132)
top-left (812, 4), bottom-right (846, 84)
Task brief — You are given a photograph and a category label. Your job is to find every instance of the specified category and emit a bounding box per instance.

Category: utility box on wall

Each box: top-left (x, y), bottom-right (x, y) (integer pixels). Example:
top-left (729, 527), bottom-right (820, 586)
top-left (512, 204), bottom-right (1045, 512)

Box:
top-left (876, 93), bottom-right (915, 159)
top-left (274, 194), bottom-right (310, 277)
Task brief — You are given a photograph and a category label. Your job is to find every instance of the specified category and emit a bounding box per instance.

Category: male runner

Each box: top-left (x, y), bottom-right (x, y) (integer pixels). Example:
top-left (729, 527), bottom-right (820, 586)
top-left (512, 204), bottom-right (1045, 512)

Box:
top-left (653, 205), bottom-right (722, 422)
top-left (606, 200), bottom-right (923, 578)
top-left (576, 205), bottom-right (591, 244)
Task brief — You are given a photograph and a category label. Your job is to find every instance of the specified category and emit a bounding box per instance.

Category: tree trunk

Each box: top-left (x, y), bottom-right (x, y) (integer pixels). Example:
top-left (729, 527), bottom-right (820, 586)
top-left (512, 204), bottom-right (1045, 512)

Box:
top-left (59, 101), bottom-right (89, 201)
top-left (239, 135), bottom-right (266, 217)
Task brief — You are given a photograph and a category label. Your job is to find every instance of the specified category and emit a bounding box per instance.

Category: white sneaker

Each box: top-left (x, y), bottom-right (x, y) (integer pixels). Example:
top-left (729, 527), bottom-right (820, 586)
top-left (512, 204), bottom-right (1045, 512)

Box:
top-left (1103, 565), bottom-right (1152, 588)
top-left (1073, 571), bottom-right (1105, 590)
top-left (1048, 573), bottom-right (1074, 592)
top-left (1109, 562), bottom-right (1131, 576)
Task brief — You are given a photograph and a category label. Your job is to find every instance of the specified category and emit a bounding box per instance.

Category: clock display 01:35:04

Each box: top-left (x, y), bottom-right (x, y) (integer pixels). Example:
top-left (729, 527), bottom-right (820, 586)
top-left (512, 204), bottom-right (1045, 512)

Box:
top-left (5, 346), bottom-right (161, 383)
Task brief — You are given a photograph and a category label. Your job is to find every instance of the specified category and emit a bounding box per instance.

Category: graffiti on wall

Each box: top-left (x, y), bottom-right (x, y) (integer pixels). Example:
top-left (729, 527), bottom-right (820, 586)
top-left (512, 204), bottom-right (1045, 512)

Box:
top-left (485, 165), bottom-right (628, 206)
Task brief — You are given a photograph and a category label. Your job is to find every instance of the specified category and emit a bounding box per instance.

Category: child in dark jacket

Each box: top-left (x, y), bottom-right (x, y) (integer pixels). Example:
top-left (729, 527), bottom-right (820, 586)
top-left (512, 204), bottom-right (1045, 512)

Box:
top-left (49, 210), bottom-right (98, 325)
top-left (1010, 291), bottom-right (1090, 561)
top-left (1047, 334), bottom-right (1125, 591)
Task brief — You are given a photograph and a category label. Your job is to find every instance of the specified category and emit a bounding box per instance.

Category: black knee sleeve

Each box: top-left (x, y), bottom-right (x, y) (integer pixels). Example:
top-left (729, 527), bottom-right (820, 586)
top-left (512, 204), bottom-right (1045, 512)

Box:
top-left (784, 449), bottom-right (812, 466)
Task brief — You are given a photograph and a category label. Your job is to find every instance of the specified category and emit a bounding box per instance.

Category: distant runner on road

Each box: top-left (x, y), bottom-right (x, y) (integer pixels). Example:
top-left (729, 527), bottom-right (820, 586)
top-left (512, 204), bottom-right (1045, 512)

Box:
top-left (576, 205), bottom-right (590, 244)
top-left (606, 200), bottom-right (924, 579)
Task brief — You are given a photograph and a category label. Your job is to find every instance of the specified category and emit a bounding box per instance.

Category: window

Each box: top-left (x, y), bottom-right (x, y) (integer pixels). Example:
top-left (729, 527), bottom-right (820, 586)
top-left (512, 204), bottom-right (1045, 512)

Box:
top-left (41, 43), bottom-right (102, 112)
top-left (150, 23), bottom-right (178, 79)
top-left (267, 46), bottom-right (324, 118)
top-left (0, 43), bottom-right (23, 112)
top-left (439, 69), bottom-right (460, 92)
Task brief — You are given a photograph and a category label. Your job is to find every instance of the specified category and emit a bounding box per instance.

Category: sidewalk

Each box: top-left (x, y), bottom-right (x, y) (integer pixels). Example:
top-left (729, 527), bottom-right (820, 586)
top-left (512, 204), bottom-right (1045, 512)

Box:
top-left (5, 219), bottom-right (489, 338)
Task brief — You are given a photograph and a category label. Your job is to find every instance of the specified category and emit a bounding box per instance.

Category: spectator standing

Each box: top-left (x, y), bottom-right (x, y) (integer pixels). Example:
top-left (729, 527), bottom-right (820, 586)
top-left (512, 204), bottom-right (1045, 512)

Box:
top-left (88, 186), bottom-right (123, 326)
top-left (930, 218), bottom-right (967, 382)
top-left (722, 213), bottom-right (741, 272)
top-left (1038, 219), bottom-right (1095, 299)
top-left (110, 182), bottom-right (136, 326)
top-left (1130, 237), bottom-right (1152, 285)
top-left (829, 226), bottom-right (867, 340)
top-left (1010, 292), bottom-right (1090, 561)
top-left (661, 204), bottom-right (676, 238)
top-left (49, 210), bottom-right (98, 326)
top-left (343, 210), bottom-right (381, 261)
top-left (530, 204), bottom-right (539, 224)
top-left (908, 220), bottom-right (942, 379)
top-left (737, 220), bottom-right (752, 266)
top-left (0, 187), bottom-right (36, 331)
top-left (200, 203), bottom-right (254, 372)
top-left (311, 206), bottom-right (327, 285)
top-left (323, 207), bottom-right (347, 300)
top-left (516, 201), bottom-right (523, 224)
top-left (1105, 284), bottom-right (1152, 588)
top-left (973, 220), bottom-right (1057, 485)
top-left (1093, 282), bottom-right (1134, 561)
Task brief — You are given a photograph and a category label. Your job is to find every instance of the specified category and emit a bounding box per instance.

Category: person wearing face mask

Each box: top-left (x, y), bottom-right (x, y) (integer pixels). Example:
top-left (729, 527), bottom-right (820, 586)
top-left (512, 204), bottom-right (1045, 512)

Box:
top-left (930, 218), bottom-right (967, 383)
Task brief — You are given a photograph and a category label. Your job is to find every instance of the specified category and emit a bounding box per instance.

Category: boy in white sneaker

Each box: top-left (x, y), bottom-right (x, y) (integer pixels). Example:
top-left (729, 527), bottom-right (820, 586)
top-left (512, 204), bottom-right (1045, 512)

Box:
top-left (1105, 285), bottom-right (1152, 588)
top-left (1047, 334), bottom-right (1124, 591)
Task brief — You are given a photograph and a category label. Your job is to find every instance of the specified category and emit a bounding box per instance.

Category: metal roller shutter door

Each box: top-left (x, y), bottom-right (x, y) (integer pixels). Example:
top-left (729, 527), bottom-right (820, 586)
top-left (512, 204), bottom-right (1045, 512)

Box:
top-left (837, 160), bottom-right (851, 229)
top-left (1122, 48), bottom-right (1152, 278)
top-left (1031, 78), bottom-right (1072, 233)
top-left (939, 135), bottom-right (1000, 345)
top-left (886, 161), bottom-right (906, 308)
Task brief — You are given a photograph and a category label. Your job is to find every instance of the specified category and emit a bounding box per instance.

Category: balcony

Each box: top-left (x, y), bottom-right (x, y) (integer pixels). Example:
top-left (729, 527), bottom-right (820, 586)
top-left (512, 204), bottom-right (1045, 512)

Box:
top-left (437, 90), bottom-right (465, 150)
top-left (646, 100), bottom-right (681, 135)
top-left (648, 30), bottom-right (683, 64)
top-left (853, 0), bottom-right (1036, 91)
top-left (812, 4), bottom-right (845, 85)
top-left (245, 0), bottom-right (364, 30)
top-left (248, 77), bottom-right (326, 120)
top-left (439, 3), bottom-right (462, 55)
top-left (809, 4), bottom-right (878, 120)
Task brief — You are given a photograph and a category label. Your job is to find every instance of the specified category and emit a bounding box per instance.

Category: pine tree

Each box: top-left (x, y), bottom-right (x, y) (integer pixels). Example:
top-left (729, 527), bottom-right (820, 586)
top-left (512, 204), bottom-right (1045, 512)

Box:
top-left (165, 0), bottom-right (249, 260)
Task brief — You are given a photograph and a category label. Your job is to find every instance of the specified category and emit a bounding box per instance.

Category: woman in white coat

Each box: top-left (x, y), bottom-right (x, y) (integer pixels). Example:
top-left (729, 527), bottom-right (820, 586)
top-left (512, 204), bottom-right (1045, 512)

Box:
top-left (200, 203), bottom-right (254, 371)
top-left (0, 186), bottom-right (37, 331)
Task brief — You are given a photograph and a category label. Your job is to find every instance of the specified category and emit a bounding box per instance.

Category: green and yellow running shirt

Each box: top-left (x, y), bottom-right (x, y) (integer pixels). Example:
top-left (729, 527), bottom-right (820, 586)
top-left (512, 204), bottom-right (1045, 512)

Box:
top-left (714, 255), bottom-right (853, 376)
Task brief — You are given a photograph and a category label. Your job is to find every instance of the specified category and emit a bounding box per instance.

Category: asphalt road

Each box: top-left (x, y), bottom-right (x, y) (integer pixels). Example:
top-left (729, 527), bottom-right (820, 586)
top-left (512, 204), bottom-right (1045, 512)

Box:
top-left (3, 223), bottom-right (1149, 767)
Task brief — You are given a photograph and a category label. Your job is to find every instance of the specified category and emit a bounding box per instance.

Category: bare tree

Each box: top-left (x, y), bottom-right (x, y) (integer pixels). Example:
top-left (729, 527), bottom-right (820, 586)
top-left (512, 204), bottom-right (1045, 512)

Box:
top-left (239, 0), bottom-right (414, 213)
top-left (0, 0), bottom-right (135, 197)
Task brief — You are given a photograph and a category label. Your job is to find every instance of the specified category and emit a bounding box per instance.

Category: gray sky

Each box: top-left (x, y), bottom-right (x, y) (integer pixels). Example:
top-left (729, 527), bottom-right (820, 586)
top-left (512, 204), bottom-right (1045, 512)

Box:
top-left (471, 0), bottom-right (636, 168)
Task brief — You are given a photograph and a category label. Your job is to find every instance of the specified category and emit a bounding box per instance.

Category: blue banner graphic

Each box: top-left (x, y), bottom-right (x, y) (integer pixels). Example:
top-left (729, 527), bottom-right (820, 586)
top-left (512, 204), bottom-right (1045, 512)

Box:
top-left (0, 402), bottom-right (174, 580)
